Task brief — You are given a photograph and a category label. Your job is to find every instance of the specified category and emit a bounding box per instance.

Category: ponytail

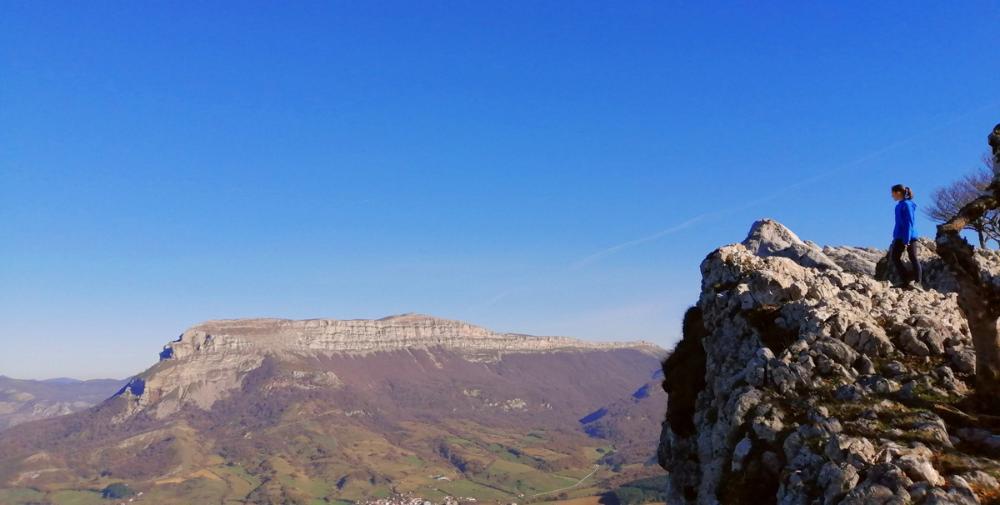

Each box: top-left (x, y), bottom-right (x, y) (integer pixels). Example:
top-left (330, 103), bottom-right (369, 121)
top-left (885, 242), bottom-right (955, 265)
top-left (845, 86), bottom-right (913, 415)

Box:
top-left (891, 184), bottom-right (914, 200)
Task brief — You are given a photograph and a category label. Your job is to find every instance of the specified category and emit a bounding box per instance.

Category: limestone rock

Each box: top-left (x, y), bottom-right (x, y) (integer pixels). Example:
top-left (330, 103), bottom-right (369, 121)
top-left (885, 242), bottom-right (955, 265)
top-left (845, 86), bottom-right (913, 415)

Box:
top-left (743, 219), bottom-right (842, 271)
top-left (658, 219), bottom-right (1000, 505)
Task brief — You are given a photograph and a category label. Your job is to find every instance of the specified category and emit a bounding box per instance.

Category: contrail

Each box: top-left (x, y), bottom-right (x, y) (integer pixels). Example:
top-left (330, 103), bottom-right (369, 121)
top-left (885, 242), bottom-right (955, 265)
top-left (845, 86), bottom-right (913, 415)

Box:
top-left (475, 100), bottom-right (1000, 311)
top-left (569, 213), bottom-right (718, 270)
top-left (478, 289), bottom-right (515, 309)
top-left (570, 100), bottom-right (1000, 270)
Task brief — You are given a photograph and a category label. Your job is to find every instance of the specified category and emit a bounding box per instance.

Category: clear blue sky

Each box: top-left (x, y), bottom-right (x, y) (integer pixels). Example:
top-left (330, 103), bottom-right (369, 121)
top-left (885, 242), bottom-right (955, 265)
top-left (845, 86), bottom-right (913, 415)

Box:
top-left (2, 2), bottom-right (999, 380)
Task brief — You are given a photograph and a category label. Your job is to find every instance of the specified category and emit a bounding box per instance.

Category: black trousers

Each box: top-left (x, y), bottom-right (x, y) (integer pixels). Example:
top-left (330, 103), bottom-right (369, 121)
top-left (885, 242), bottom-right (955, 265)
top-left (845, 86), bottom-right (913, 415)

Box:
top-left (890, 239), bottom-right (922, 285)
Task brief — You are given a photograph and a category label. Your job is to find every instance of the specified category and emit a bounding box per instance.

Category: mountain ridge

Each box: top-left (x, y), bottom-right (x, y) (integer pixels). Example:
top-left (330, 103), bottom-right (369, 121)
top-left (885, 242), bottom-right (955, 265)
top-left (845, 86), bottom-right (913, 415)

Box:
top-left (0, 376), bottom-right (125, 431)
top-left (170, 312), bottom-right (661, 357)
top-left (123, 313), bottom-right (662, 420)
top-left (0, 314), bottom-right (666, 504)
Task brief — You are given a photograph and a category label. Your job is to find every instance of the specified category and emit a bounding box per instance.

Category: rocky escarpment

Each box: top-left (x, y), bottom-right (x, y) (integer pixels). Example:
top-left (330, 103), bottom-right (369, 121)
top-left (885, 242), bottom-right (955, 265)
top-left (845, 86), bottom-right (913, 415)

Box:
top-left (166, 313), bottom-right (657, 358)
top-left (116, 313), bottom-right (659, 420)
top-left (658, 220), bottom-right (1000, 505)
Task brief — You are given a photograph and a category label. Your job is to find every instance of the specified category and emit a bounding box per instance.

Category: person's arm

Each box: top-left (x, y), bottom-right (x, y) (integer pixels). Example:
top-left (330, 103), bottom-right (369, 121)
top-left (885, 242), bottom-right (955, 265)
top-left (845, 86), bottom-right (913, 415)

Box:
top-left (898, 202), bottom-right (913, 244)
top-left (893, 203), bottom-right (904, 242)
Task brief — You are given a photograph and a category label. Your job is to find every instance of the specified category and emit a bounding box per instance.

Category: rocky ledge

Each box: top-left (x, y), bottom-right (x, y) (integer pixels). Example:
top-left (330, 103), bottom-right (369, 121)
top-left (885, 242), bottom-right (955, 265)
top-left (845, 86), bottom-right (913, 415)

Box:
top-left (658, 219), bottom-right (1000, 505)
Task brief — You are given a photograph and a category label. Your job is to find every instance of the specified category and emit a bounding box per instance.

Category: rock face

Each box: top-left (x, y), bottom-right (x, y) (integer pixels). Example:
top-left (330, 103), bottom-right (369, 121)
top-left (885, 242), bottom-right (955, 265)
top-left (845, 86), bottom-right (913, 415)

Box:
top-left (118, 313), bottom-right (660, 419)
top-left (170, 314), bottom-right (655, 356)
top-left (0, 376), bottom-right (124, 431)
top-left (658, 219), bottom-right (1000, 505)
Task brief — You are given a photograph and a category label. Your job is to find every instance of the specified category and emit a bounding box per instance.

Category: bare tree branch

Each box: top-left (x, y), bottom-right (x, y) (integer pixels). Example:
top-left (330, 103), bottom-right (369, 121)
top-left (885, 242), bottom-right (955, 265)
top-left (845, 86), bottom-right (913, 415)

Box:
top-left (934, 123), bottom-right (1000, 404)
top-left (925, 158), bottom-right (999, 248)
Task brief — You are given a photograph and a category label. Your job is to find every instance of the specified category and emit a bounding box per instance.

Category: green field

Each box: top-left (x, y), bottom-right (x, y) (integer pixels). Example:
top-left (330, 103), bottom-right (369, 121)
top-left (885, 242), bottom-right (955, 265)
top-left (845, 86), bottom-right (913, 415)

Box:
top-left (0, 418), bottom-right (664, 505)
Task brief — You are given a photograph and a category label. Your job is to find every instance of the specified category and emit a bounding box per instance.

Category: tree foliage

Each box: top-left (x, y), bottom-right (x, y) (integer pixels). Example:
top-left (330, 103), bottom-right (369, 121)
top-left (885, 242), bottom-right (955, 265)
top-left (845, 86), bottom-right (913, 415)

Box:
top-left (101, 483), bottom-right (135, 499)
top-left (599, 475), bottom-right (669, 505)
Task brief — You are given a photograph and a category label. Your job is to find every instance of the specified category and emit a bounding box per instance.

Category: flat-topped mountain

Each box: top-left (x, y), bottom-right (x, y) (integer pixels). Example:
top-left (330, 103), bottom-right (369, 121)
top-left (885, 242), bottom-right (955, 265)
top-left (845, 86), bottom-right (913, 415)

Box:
top-left (168, 313), bottom-right (658, 358)
top-left (0, 314), bottom-right (666, 505)
top-left (116, 314), bottom-right (660, 420)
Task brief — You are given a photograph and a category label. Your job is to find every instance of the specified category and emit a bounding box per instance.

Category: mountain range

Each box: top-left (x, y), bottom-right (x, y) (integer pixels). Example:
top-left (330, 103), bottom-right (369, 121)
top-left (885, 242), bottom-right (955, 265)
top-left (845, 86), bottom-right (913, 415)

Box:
top-left (0, 314), bottom-right (666, 505)
top-left (0, 376), bottom-right (124, 431)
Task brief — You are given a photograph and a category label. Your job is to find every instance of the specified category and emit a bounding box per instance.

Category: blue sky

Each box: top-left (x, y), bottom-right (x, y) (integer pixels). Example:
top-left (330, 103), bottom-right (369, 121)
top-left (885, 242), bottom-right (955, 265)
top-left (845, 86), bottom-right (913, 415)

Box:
top-left (2, 2), bottom-right (999, 379)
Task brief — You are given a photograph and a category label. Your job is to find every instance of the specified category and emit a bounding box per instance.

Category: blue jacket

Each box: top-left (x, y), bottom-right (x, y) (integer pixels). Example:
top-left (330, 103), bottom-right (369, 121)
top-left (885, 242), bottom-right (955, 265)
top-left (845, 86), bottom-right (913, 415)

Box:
top-left (893, 199), bottom-right (918, 243)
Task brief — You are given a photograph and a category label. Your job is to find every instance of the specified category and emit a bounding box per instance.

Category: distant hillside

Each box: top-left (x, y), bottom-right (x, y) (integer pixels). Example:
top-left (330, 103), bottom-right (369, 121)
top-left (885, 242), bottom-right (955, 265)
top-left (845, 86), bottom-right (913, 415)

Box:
top-left (0, 376), bottom-right (124, 431)
top-left (0, 314), bottom-right (666, 505)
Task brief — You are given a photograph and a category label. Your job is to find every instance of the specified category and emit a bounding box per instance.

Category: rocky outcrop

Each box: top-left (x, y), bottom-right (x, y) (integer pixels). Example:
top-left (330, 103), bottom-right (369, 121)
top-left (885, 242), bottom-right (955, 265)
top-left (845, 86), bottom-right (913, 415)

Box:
top-left (742, 219), bottom-right (1000, 287)
top-left (116, 313), bottom-right (660, 420)
top-left (742, 219), bottom-right (843, 272)
top-left (658, 219), bottom-right (1000, 505)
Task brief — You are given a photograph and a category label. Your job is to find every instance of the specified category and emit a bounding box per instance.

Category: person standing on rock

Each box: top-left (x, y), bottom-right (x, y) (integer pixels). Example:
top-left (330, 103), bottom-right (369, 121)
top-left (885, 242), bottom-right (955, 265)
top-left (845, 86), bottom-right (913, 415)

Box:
top-left (890, 184), bottom-right (922, 289)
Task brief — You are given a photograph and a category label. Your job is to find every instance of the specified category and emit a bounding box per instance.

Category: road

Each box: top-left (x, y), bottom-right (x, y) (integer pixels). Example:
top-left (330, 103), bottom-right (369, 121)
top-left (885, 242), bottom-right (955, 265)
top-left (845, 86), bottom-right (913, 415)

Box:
top-left (529, 465), bottom-right (601, 499)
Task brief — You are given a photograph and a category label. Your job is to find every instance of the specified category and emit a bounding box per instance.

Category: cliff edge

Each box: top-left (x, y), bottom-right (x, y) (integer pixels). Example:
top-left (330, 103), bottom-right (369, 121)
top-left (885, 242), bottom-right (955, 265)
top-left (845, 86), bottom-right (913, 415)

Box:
top-left (658, 219), bottom-right (1000, 505)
